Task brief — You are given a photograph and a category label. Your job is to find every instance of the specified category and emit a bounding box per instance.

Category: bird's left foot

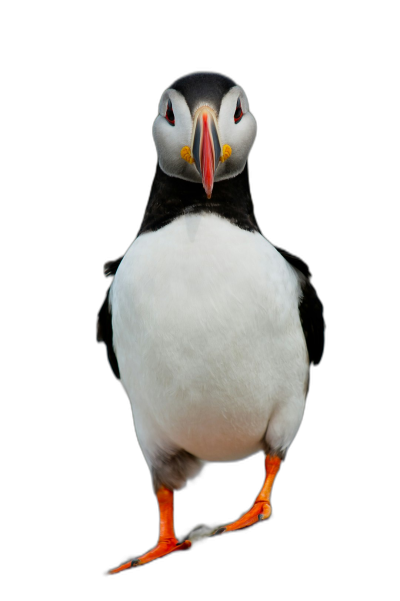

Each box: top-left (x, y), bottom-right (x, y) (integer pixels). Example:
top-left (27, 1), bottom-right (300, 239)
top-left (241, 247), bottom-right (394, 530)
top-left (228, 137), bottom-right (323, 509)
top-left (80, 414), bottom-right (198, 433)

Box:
top-left (211, 500), bottom-right (271, 535)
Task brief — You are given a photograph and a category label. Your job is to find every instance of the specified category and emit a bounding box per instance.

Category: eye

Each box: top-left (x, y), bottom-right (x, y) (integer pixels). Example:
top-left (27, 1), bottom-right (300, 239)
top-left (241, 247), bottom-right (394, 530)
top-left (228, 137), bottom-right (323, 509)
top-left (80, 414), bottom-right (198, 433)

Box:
top-left (234, 97), bottom-right (243, 124)
top-left (165, 99), bottom-right (175, 126)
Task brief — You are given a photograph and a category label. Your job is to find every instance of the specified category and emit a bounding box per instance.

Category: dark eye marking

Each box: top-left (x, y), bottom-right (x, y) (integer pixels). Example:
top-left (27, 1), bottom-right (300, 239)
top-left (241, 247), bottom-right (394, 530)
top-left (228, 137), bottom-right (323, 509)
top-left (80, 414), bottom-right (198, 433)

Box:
top-left (234, 97), bottom-right (243, 124)
top-left (165, 99), bottom-right (175, 126)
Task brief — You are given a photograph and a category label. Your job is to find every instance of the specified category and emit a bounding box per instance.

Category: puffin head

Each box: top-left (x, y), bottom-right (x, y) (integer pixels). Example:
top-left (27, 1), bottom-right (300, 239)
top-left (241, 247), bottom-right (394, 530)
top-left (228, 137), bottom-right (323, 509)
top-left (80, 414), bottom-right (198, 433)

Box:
top-left (152, 72), bottom-right (257, 199)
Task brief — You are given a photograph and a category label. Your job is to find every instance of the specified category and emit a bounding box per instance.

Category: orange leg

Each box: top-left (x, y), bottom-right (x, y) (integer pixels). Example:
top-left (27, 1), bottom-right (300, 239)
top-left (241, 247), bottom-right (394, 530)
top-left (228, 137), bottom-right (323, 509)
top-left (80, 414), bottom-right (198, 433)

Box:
top-left (109, 486), bottom-right (191, 573)
top-left (212, 455), bottom-right (281, 535)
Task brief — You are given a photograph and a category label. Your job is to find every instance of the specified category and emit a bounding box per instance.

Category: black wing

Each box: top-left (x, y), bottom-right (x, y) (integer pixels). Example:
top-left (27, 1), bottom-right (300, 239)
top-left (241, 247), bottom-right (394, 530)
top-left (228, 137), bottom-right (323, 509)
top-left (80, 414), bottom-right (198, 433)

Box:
top-left (96, 257), bottom-right (124, 379)
top-left (276, 247), bottom-right (325, 365)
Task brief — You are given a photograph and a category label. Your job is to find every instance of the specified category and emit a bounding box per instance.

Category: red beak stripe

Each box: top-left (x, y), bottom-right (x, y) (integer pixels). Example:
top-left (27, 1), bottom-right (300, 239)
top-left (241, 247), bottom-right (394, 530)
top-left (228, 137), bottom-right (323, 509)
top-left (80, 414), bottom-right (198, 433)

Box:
top-left (201, 111), bottom-right (215, 199)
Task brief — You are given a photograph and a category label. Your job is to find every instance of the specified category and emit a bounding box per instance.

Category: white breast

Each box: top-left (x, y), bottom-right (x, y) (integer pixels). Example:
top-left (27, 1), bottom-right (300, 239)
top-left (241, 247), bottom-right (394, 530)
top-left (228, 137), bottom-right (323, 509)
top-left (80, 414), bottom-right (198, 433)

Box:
top-left (110, 213), bottom-right (309, 463)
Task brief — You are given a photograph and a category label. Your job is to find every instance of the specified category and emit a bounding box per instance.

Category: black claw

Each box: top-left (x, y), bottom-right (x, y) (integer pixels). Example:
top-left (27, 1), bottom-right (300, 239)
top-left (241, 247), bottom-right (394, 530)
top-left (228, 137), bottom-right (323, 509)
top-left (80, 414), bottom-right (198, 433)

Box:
top-left (131, 559), bottom-right (139, 567)
top-left (212, 527), bottom-right (226, 536)
top-left (258, 514), bottom-right (264, 521)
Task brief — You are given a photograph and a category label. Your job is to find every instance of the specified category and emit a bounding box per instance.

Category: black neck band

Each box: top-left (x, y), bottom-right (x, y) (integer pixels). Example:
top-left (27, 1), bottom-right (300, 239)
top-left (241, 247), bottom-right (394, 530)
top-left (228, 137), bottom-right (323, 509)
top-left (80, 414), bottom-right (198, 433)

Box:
top-left (137, 163), bottom-right (261, 237)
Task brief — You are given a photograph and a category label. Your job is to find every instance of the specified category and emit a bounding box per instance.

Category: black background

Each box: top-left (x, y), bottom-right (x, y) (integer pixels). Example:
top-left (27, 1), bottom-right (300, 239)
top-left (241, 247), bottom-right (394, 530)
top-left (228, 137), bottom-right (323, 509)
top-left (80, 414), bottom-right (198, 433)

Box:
top-left (51, 33), bottom-right (364, 598)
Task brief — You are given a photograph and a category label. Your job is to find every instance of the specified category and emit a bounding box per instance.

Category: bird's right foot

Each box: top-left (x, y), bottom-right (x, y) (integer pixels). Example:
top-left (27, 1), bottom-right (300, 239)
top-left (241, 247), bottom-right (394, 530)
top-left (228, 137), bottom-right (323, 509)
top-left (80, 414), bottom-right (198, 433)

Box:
top-left (108, 536), bottom-right (191, 573)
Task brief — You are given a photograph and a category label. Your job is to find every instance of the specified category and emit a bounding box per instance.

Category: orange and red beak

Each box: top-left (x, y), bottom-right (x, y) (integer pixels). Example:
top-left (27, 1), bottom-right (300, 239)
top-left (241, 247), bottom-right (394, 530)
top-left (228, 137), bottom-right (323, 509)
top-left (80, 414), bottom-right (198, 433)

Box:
top-left (191, 107), bottom-right (222, 199)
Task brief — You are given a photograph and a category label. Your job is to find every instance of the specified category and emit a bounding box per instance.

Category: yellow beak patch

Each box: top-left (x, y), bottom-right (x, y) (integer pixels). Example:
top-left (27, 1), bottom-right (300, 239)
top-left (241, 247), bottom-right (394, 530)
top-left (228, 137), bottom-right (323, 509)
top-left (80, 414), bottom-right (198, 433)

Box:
top-left (180, 144), bottom-right (232, 165)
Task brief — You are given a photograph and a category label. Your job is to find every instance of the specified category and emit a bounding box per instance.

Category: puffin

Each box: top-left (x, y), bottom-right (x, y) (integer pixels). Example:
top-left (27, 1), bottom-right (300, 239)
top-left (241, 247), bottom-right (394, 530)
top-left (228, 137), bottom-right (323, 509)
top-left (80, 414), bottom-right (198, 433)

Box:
top-left (97, 72), bottom-right (325, 573)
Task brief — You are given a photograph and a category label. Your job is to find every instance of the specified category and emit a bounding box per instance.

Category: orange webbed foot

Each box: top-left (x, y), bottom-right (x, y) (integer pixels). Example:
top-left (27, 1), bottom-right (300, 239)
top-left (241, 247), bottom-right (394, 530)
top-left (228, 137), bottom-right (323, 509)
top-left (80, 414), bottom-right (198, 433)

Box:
top-left (109, 537), bottom-right (191, 573)
top-left (211, 454), bottom-right (280, 537)
top-left (212, 500), bottom-right (271, 535)
top-left (109, 485), bottom-right (191, 574)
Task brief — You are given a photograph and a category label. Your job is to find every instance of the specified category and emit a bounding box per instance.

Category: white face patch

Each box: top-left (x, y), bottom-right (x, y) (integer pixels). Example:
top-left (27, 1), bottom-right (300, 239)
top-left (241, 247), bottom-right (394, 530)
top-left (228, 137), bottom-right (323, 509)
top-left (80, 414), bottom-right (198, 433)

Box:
top-left (214, 85), bottom-right (257, 182)
top-left (152, 89), bottom-right (202, 183)
top-left (152, 84), bottom-right (257, 184)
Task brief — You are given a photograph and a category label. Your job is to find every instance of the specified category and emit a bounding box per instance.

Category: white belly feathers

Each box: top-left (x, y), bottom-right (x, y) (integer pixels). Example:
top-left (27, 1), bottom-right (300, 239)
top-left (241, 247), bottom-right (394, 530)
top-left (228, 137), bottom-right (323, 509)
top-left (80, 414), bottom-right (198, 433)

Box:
top-left (110, 213), bottom-right (309, 463)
